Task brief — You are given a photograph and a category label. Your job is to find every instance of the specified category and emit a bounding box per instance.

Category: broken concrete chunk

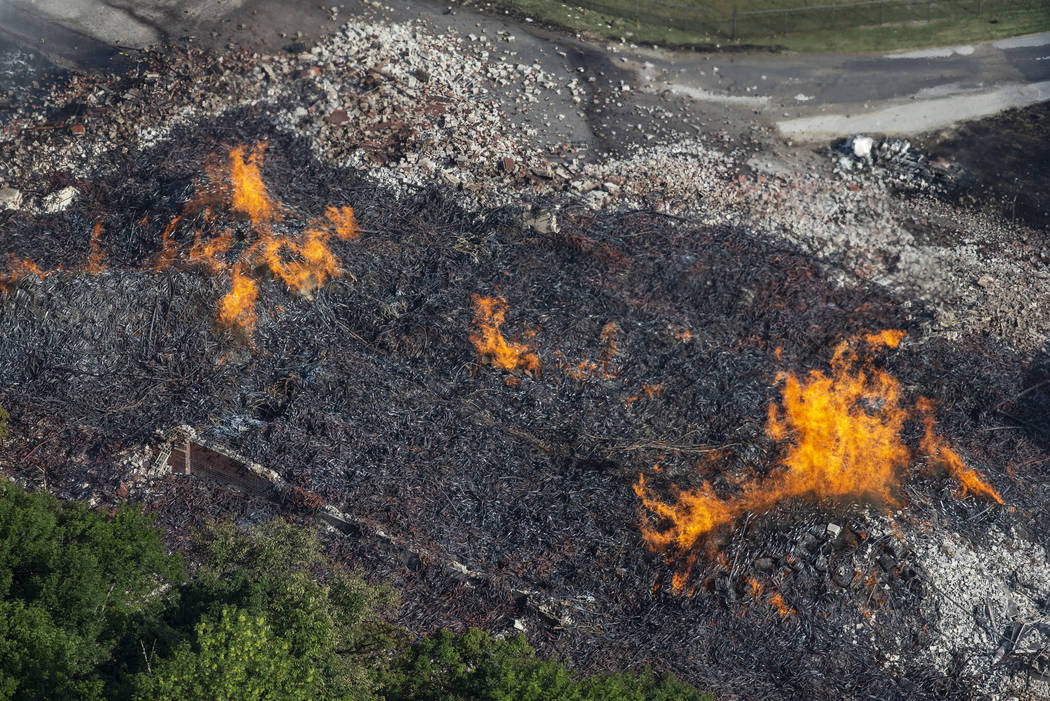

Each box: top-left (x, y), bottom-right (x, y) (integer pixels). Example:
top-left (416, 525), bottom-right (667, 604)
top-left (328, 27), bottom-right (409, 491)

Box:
top-left (0, 187), bottom-right (22, 210)
top-left (525, 210), bottom-right (559, 234)
top-left (42, 186), bottom-right (78, 213)
top-left (849, 135), bottom-right (874, 160)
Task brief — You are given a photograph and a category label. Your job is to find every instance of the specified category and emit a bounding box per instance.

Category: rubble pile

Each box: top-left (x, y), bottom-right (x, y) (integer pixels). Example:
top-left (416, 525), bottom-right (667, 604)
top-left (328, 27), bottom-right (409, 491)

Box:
top-left (831, 134), bottom-right (967, 196)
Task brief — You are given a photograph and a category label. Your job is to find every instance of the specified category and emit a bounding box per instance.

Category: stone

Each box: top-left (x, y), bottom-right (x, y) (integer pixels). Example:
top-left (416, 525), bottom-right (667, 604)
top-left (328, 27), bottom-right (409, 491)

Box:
top-left (525, 210), bottom-right (558, 234)
top-left (850, 135), bottom-right (874, 159)
top-left (328, 108), bottom-right (350, 126)
top-left (0, 187), bottom-right (22, 210)
top-left (70, 124), bottom-right (85, 136)
top-left (42, 186), bottom-right (78, 214)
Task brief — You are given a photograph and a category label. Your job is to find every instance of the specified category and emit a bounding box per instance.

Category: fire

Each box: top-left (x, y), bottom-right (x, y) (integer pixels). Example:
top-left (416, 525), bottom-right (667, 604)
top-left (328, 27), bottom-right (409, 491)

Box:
top-left (469, 295), bottom-right (540, 374)
top-left (218, 267), bottom-right (258, 332)
top-left (229, 143), bottom-right (281, 229)
top-left (85, 220), bottom-right (106, 273)
top-left (635, 332), bottom-right (1003, 593)
top-left (0, 141), bottom-right (361, 333)
top-left (765, 335), bottom-right (909, 504)
top-left (917, 398), bottom-right (1003, 504)
top-left (769, 592), bottom-right (795, 620)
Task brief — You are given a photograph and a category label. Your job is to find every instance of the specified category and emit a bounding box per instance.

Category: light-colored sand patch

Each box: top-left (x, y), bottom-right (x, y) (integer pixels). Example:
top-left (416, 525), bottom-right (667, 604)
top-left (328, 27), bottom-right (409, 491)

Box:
top-left (993, 32), bottom-right (1050, 50)
top-left (885, 44), bottom-right (975, 59)
top-left (668, 83), bottom-right (770, 106)
top-left (777, 80), bottom-right (1050, 140)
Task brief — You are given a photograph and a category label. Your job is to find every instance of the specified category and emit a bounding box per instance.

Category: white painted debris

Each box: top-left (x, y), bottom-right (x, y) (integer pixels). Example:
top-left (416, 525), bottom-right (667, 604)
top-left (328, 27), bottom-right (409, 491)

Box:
top-left (850, 135), bottom-right (874, 159)
top-left (42, 186), bottom-right (78, 213)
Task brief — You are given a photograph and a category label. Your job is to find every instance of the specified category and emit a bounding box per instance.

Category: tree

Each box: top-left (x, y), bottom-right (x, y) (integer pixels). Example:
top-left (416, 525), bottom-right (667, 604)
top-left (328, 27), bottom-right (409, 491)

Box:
top-left (0, 480), bottom-right (181, 700)
top-left (133, 606), bottom-right (320, 701)
top-left (381, 628), bottom-right (712, 701)
top-left (137, 519), bottom-right (397, 701)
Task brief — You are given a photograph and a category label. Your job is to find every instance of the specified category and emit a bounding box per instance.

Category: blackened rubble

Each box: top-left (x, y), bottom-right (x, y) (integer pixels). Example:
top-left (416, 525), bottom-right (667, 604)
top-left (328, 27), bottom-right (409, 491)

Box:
top-left (0, 15), bottom-right (1049, 701)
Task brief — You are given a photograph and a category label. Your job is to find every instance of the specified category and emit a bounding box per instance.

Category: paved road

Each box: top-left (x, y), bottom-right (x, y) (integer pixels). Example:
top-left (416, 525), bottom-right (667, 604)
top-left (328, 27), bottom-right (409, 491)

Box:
top-left (2, 0), bottom-right (1049, 142)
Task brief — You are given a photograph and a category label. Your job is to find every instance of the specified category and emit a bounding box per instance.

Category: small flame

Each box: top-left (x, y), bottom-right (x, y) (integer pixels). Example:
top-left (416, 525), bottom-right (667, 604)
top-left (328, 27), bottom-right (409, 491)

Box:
top-left (769, 592), bottom-right (795, 620)
top-left (85, 220), bottom-right (106, 273)
top-left (635, 332), bottom-right (1003, 592)
top-left (324, 205), bottom-right (360, 240)
top-left (0, 255), bottom-right (43, 288)
top-left (917, 397), bottom-right (1003, 504)
top-left (469, 295), bottom-right (540, 374)
top-left (218, 267), bottom-right (259, 332)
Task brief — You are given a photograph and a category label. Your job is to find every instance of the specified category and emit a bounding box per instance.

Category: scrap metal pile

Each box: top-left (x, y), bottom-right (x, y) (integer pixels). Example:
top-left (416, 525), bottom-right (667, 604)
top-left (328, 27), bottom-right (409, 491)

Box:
top-left (1, 16), bottom-right (1049, 701)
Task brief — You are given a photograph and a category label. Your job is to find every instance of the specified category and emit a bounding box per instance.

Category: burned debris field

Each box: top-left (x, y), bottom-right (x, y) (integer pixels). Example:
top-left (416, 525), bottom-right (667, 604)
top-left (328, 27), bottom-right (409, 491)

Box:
top-left (1, 111), bottom-right (1047, 698)
top-left (2, 17), bottom-right (1050, 700)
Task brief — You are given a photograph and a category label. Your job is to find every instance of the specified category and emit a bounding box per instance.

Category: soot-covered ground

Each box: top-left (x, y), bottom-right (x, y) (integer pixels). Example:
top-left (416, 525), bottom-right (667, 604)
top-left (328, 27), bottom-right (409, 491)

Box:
top-left (1, 108), bottom-right (1048, 698)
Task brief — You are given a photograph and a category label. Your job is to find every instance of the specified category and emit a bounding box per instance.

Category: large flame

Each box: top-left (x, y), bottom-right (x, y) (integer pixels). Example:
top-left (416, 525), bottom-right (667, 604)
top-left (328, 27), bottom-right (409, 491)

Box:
top-left (635, 332), bottom-right (1002, 593)
top-left (469, 295), bottom-right (540, 374)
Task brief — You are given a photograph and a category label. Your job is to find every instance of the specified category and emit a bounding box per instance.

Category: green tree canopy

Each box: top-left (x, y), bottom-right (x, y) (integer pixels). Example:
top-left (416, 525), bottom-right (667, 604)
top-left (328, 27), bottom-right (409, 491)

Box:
top-left (381, 628), bottom-right (713, 701)
top-left (0, 480), bottom-right (181, 700)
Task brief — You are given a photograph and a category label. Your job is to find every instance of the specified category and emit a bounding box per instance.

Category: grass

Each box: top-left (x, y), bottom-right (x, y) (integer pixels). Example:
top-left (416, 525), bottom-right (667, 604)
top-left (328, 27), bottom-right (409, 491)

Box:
top-left (469, 0), bottom-right (1050, 52)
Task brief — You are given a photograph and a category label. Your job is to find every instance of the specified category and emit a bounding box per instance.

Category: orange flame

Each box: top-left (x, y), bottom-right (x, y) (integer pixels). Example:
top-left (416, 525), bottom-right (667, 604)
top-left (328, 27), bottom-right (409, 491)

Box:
top-left (769, 592), bottom-right (795, 620)
top-left (85, 220), bottom-right (106, 273)
top-left (469, 295), bottom-right (540, 374)
top-left (164, 143), bottom-right (359, 328)
top-left (0, 255), bottom-right (43, 289)
top-left (917, 398), bottom-right (1003, 504)
top-left (635, 332), bottom-right (1002, 592)
top-left (0, 143), bottom-right (358, 333)
top-left (229, 143), bottom-right (280, 229)
top-left (218, 267), bottom-right (258, 332)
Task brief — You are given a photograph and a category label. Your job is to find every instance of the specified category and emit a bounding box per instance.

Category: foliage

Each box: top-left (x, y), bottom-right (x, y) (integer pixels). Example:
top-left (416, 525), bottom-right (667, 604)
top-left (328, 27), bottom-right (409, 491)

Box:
top-left (135, 519), bottom-right (397, 701)
top-left (133, 606), bottom-right (320, 701)
top-left (381, 628), bottom-right (712, 701)
top-left (0, 480), bottom-right (181, 700)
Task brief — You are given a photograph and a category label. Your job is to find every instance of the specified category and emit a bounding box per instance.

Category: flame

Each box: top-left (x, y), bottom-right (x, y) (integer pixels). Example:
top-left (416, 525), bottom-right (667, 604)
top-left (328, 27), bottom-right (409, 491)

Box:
top-left (0, 142), bottom-right (359, 334)
top-left (864, 329), bottom-right (906, 349)
top-left (917, 398), bottom-right (1003, 504)
top-left (324, 205), bottom-right (360, 240)
top-left (635, 332), bottom-right (1003, 592)
top-left (218, 267), bottom-right (258, 332)
top-left (765, 335), bottom-right (909, 504)
top-left (0, 255), bottom-right (43, 288)
top-left (769, 592), bottom-right (795, 620)
top-left (469, 295), bottom-right (540, 373)
top-left (166, 143), bottom-right (359, 328)
top-left (229, 143), bottom-right (280, 229)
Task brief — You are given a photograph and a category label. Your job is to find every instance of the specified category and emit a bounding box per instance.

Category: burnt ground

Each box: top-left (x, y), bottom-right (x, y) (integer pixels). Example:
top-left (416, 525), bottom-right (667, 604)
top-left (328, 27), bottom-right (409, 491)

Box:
top-left (920, 101), bottom-right (1050, 232)
top-left (1, 109), bottom-right (1048, 698)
